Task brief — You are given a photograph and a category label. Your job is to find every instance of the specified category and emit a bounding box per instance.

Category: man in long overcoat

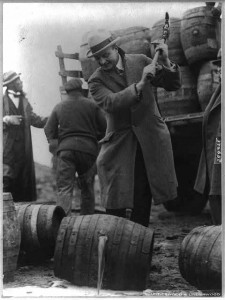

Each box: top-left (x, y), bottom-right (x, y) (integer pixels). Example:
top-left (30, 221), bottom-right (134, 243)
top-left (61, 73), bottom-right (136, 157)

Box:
top-left (194, 49), bottom-right (222, 225)
top-left (87, 29), bottom-right (181, 226)
top-left (44, 78), bottom-right (106, 215)
top-left (3, 71), bottom-right (47, 202)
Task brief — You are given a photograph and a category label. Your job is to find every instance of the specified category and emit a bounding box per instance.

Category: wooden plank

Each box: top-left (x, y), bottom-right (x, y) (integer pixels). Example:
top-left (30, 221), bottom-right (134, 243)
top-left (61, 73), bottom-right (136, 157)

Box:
top-left (55, 51), bottom-right (79, 60)
top-left (57, 45), bottom-right (67, 86)
top-left (59, 70), bottom-right (83, 78)
top-left (164, 112), bottom-right (204, 123)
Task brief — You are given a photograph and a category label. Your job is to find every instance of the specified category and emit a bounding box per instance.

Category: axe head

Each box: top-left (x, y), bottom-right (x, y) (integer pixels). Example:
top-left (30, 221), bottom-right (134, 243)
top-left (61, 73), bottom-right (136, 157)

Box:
top-left (151, 38), bottom-right (164, 45)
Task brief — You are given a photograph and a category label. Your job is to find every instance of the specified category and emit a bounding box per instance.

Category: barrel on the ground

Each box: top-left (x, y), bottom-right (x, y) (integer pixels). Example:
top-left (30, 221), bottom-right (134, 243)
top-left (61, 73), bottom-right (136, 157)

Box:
top-left (54, 214), bottom-right (154, 290)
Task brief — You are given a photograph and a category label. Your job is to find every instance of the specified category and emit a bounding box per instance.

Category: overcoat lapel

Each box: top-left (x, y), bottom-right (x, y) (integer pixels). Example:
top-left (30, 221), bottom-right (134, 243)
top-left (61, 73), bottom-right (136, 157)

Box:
top-left (123, 55), bottom-right (136, 86)
top-left (102, 69), bottom-right (127, 90)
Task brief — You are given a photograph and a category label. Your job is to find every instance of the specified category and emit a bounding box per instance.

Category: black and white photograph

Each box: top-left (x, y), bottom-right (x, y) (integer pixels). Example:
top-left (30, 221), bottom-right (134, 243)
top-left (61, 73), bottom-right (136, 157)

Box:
top-left (1, 1), bottom-right (223, 297)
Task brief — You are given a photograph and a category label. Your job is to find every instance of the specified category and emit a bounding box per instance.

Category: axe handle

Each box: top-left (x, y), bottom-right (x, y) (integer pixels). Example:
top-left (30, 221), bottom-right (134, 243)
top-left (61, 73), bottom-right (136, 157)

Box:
top-left (151, 47), bottom-right (160, 66)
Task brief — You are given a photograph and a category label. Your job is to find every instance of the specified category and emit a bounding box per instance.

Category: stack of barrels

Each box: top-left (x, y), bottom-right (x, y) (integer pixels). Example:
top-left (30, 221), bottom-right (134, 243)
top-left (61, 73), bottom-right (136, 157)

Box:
top-left (180, 3), bottom-right (221, 112)
top-left (150, 3), bottom-right (221, 214)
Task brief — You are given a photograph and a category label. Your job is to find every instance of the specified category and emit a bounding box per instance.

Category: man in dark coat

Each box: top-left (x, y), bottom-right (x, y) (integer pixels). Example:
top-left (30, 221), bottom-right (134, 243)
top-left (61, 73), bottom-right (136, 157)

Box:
top-left (87, 29), bottom-right (181, 226)
top-left (44, 78), bottom-right (106, 215)
top-left (3, 71), bottom-right (48, 202)
top-left (194, 49), bottom-right (222, 225)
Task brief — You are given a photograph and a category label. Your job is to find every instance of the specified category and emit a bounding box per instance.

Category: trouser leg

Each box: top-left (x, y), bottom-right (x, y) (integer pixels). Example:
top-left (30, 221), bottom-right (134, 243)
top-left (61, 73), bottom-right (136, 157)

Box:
top-left (56, 151), bottom-right (76, 215)
top-left (77, 155), bottom-right (96, 215)
top-left (131, 143), bottom-right (152, 227)
top-left (5, 151), bottom-right (26, 202)
top-left (79, 166), bottom-right (95, 215)
top-left (12, 164), bottom-right (27, 202)
top-left (106, 144), bottom-right (152, 227)
top-left (209, 195), bottom-right (221, 225)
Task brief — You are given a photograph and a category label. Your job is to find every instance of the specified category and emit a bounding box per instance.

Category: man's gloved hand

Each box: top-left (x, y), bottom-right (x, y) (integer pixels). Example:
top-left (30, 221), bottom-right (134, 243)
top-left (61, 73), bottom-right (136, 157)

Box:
top-left (3, 115), bottom-right (23, 125)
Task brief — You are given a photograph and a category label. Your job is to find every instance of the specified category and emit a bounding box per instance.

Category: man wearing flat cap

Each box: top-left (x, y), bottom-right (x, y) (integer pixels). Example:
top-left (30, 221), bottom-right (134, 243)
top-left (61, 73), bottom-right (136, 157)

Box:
top-left (3, 71), bottom-right (48, 202)
top-left (194, 48), bottom-right (222, 225)
top-left (44, 78), bottom-right (106, 215)
top-left (87, 29), bottom-right (181, 227)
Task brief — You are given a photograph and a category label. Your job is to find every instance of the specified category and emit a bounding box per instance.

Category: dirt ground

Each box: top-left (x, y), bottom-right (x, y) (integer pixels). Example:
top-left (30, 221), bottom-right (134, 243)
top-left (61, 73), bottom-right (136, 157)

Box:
top-left (2, 163), bottom-right (221, 297)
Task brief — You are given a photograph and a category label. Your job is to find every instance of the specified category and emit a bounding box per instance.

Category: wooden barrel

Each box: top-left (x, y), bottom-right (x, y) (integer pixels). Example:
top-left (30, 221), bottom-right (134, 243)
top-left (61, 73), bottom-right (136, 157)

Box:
top-left (54, 214), bottom-right (154, 290)
top-left (3, 193), bottom-right (21, 282)
top-left (112, 26), bottom-right (151, 56)
top-left (179, 225), bottom-right (222, 290)
top-left (15, 203), bottom-right (66, 260)
top-left (150, 18), bottom-right (187, 66)
top-left (197, 60), bottom-right (220, 111)
top-left (157, 65), bottom-right (200, 117)
top-left (79, 26), bottom-right (151, 81)
top-left (180, 6), bottom-right (221, 65)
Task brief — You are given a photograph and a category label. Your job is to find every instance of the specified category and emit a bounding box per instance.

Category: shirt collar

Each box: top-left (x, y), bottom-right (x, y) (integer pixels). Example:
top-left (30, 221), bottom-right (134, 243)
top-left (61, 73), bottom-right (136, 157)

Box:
top-left (8, 89), bottom-right (21, 96)
top-left (116, 54), bottom-right (124, 71)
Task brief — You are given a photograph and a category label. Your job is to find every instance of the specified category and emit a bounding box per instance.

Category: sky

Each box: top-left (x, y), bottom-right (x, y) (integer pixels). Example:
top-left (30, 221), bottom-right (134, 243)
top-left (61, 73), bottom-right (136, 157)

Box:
top-left (3, 2), bottom-right (209, 167)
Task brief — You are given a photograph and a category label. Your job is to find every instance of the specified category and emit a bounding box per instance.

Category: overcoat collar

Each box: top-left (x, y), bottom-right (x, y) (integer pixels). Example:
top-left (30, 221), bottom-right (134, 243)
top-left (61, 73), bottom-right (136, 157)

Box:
top-left (4, 91), bottom-right (29, 116)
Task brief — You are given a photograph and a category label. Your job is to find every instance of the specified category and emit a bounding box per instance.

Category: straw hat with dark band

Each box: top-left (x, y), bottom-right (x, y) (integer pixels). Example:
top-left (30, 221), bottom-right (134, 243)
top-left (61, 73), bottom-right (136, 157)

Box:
top-left (3, 71), bottom-right (21, 86)
top-left (86, 29), bottom-right (120, 58)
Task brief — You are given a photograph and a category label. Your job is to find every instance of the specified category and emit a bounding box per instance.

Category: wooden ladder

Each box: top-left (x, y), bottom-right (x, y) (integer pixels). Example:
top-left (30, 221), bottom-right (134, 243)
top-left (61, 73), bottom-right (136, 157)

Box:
top-left (55, 45), bottom-right (83, 100)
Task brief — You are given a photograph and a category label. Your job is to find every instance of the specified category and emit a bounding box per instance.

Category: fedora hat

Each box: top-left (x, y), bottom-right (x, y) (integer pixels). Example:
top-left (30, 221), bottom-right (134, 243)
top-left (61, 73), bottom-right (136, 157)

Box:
top-left (86, 29), bottom-right (120, 58)
top-left (3, 71), bottom-right (21, 87)
top-left (212, 48), bottom-right (221, 66)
